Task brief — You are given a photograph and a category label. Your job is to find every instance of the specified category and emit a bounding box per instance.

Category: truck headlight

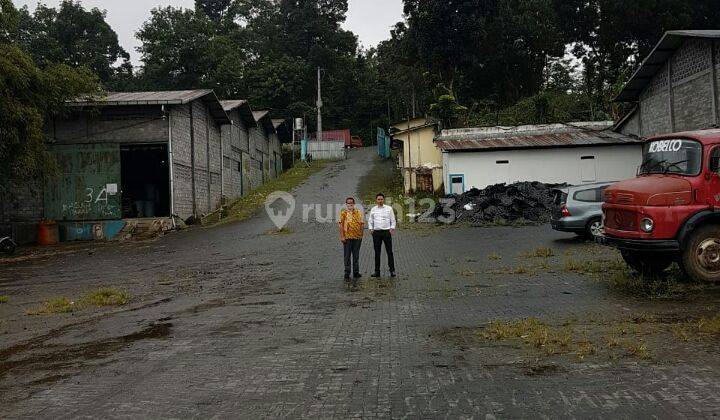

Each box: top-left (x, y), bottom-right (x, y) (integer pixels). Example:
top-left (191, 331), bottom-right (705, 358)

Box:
top-left (640, 218), bottom-right (654, 233)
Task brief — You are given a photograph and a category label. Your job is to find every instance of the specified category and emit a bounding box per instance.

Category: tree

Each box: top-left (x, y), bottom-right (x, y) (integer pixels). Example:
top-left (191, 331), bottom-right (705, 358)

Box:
top-left (136, 7), bottom-right (216, 90)
top-left (0, 42), bottom-right (101, 190)
top-left (0, 0), bottom-right (19, 43)
top-left (195, 0), bottom-right (233, 20)
top-left (13, 0), bottom-right (132, 87)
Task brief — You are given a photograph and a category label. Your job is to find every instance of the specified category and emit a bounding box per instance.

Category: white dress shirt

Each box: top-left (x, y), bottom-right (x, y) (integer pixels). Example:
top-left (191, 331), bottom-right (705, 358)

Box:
top-left (368, 205), bottom-right (396, 231)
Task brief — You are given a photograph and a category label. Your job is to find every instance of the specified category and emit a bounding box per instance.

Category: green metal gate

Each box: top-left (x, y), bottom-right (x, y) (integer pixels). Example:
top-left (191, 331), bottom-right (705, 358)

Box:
top-left (44, 144), bottom-right (122, 221)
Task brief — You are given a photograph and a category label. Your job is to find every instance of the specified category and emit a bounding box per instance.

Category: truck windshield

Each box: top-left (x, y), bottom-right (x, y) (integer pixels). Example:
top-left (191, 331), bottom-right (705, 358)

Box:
top-left (640, 139), bottom-right (702, 176)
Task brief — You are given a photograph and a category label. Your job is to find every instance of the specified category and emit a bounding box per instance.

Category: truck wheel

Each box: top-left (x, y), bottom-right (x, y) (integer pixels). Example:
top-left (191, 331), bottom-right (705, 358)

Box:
top-left (681, 224), bottom-right (720, 282)
top-left (620, 250), bottom-right (672, 277)
top-left (585, 218), bottom-right (603, 239)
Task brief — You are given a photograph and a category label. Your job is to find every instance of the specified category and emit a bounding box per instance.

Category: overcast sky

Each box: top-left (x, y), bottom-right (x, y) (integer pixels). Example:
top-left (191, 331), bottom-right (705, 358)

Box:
top-left (13, 0), bottom-right (404, 65)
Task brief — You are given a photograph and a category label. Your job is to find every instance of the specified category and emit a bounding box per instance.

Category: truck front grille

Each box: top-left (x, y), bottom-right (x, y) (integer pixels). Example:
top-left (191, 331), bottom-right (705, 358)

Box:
top-left (605, 209), bottom-right (637, 231)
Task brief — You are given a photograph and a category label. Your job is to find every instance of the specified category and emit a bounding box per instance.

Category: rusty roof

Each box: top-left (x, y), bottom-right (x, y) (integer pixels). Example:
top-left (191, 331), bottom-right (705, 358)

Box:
top-left (436, 122), bottom-right (642, 152)
top-left (69, 90), bottom-right (231, 125)
top-left (219, 99), bottom-right (256, 128)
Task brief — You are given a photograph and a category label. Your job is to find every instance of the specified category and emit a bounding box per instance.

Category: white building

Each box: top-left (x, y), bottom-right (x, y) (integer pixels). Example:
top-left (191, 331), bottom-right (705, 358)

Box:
top-left (436, 122), bottom-right (644, 194)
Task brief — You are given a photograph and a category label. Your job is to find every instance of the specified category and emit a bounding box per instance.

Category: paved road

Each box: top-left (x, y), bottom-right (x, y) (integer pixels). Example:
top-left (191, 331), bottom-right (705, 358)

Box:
top-left (1, 147), bottom-right (720, 418)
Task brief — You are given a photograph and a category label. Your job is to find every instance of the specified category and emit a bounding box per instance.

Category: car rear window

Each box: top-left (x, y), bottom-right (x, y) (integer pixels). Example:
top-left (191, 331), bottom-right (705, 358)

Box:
top-left (553, 190), bottom-right (568, 205)
top-left (574, 186), bottom-right (608, 203)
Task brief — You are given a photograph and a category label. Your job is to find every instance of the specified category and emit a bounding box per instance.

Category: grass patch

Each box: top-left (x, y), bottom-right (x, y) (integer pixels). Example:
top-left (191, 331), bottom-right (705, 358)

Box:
top-left (0, 295), bottom-right (8, 304)
top-left (203, 160), bottom-right (327, 225)
top-left (80, 287), bottom-right (131, 307)
top-left (480, 318), bottom-right (573, 356)
top-left (487, 252), bottom-right (502, 261)
top-left (357, 157), bottom-right (404, 207)
top-left (266, 227), bottom-right (294, 235)
top-left (523, 247), bottom-right (555, 258)
top-left (28, 288), bottom-right (131, 315)
top-left (441, 313), bottom-right (720, 365)
top-left (29, 297), bottom-right (76, 315)
top-left (672, 315), bottom-right (720, 341)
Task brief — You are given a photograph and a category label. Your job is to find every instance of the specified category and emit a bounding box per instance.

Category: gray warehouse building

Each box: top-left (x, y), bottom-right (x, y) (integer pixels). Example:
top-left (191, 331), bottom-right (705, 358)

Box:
top-left (616, 30), bottom-right (720, 137)
top-left (1, 90), bottom-right (286, 243)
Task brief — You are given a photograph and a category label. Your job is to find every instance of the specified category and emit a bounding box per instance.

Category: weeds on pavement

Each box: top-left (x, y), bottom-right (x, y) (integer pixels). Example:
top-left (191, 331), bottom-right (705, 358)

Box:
top-left (28, 297), bottom-right (76, 315)
top-left (80, 287), bottom-right (131, 307)
top-left (266, 227), bottom-right (294, 235)
top-left (28, 287), bottom-right (132, 315)
top-left (672, 315), bottom-right (720, 341)
top-left (522, 247), bottom-right (555, 258)
top-left (0, 295), bottom-right (8, 304)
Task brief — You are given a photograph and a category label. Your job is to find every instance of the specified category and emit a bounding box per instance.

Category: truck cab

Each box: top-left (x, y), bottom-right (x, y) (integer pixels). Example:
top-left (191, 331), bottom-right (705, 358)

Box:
top-left (599, 129), bottom-right (720, 282)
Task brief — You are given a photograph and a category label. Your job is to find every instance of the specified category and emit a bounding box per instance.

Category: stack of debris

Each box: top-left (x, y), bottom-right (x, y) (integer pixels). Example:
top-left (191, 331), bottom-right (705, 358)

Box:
top-left (433, 182), bottom-right (565, 225)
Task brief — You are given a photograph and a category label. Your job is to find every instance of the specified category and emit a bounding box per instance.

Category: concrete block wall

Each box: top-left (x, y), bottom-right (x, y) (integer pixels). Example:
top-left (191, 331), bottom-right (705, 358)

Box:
top-left (0, 184), bottom-right (44, 223)
top-left (268, 133), bottom-right (283, 179)
top-left (621, 38), bottom-right (720, 138)
top-left (208, 109), bottom-right (222, 211)
top-left (249, 126), bottom-right (267, 190)
top-left (170, 101), bottom-right (223, 220)
top-left (220, 111), bottom-right (248, 202)
top-left (53, 106), bottom-right (168, 145)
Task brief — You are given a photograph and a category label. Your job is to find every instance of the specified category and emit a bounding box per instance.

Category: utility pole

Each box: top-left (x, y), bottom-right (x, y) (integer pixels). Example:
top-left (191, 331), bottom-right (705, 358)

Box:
top-left (316, 67), bottom-right (323, 141)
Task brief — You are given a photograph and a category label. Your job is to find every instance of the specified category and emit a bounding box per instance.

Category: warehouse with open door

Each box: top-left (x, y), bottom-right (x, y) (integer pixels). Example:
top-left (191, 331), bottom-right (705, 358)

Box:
top-left (120, 144), bottom-right (171, 218)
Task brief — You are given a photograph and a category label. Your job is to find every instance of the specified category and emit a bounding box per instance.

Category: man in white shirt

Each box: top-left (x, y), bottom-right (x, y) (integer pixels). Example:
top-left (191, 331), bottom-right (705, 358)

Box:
top-left (368, 193), bottom-right (396, 277)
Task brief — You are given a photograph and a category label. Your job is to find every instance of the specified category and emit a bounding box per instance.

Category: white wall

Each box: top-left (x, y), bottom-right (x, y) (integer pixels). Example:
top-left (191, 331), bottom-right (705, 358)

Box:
top-left (306, 140), bottom-right (346, 161)
top-left (443, 145), bottom-right (643, 194)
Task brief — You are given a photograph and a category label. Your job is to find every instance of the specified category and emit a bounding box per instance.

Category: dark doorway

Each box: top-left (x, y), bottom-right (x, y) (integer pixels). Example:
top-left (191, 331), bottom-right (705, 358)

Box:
top-left (120, 144), bottom-right (170, 218)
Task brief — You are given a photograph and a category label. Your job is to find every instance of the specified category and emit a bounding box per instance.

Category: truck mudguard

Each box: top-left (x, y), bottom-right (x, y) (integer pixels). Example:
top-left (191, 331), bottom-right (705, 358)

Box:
top-left (676, 210), bottom-right (720, 246)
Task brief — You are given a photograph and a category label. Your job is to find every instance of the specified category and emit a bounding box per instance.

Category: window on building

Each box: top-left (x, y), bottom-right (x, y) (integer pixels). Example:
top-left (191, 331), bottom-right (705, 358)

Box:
top-left (581, 156), bottom-right (596, 160)
top-left (496, 160), bottom-right (510, 164)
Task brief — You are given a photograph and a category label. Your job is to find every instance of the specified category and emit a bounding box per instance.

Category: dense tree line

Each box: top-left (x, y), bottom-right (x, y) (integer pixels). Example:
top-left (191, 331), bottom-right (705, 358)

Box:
top-left (2, 0), bottom-right (720, 187)
top-left (384, 0), bottom-right (720, 127)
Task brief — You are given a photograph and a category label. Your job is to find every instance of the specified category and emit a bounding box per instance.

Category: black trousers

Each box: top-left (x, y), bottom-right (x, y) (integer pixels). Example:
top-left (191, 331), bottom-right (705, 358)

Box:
top-left (343, 239), bottom-right (362, 276)
top-left (372, 230), bottom-right (395, 273)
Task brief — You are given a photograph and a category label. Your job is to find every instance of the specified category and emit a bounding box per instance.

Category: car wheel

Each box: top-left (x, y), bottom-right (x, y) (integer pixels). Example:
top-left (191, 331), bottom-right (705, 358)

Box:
top-left (681, 224), bottom-right (720, 282)
top-left (585, 218), bottom-right (603, 239)
top-left (620, 250), bottom-right (672, 278)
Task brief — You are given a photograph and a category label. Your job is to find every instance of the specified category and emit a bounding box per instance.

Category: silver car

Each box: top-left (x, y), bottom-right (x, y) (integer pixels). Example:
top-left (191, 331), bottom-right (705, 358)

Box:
top-left (550, 182), bottom-right (615, 239)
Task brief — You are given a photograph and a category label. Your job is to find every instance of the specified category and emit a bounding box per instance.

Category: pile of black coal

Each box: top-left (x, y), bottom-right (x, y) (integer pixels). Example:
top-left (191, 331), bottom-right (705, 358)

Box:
top-left (432, 182), bottom-right (566, 225)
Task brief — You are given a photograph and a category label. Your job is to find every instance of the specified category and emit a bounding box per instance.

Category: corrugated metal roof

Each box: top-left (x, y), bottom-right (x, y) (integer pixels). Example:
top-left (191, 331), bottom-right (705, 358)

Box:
top-left (436, 122), bottom-right (642, 152)
top-left (220, 99), bottom-right (248, 111)
top-left (252, 110), bottom-right (275, 136)
top-left (616, 30), bottom-right (720, 102)
top-left (70, 90), bottom-right (215, 105)
top-left (253, 110), bottom-right (270, 121)
top-left (220, 99), bottom-right (256, 128)
top-left (69, 90), bottom-right (231, 125)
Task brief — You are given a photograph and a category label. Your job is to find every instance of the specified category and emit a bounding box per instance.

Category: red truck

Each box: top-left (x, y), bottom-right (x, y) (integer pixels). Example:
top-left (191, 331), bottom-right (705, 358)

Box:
top-left (599, 129), bottom-right (720, 282)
